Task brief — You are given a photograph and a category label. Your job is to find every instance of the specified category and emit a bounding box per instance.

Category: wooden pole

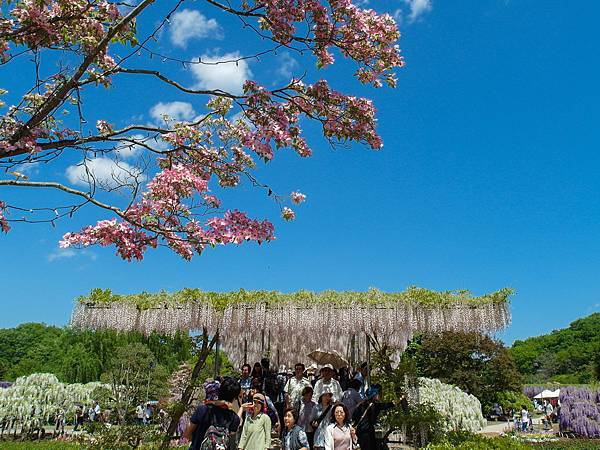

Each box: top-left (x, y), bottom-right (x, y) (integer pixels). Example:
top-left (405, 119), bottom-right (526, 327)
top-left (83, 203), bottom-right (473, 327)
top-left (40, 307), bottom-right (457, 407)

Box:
top-left (214, 332), bottom-right (220, 378)
top-left (366, 332), bottom-right (371, 386)
top-left (244, 337), bottom-right (248, 365)
top-left (350, 334), bottom-right (356, 368)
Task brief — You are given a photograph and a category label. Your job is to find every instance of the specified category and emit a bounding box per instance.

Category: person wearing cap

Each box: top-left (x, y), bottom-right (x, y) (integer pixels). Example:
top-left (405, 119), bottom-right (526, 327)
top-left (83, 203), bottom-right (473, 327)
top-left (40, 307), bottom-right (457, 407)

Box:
top-left (312, 390), bottom-right (334, 450)
top-left (185, 377), bottom-right (242, 450)
top-left (351, 384), bottom-right (394, 450)
top-left (284, 363), bottom-right (312, 408)
top-left (296, 385), bottom-right (318, 448)
top-left (238, 393), bottom-right (272, 450)
top-left (353, 363), bottom-right (369, 399)
top-left (341, 379), bottom-right (363, 418)
top-left (313, 364), bottom-right (343, 403)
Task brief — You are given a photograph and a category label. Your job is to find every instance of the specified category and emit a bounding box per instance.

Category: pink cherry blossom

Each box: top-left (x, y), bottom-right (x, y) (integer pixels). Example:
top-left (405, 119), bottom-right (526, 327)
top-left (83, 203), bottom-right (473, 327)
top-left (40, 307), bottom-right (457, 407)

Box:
top-left (282, 207), bottom-right (296, 221)
top-left (0, 201), bottom-right (10, 233)
top-left (96, 120), bottom-right (113, 135)
top-left (291, 191), bottom-right (306, 204)
top-left (1, 1), bottom-right (403, 260)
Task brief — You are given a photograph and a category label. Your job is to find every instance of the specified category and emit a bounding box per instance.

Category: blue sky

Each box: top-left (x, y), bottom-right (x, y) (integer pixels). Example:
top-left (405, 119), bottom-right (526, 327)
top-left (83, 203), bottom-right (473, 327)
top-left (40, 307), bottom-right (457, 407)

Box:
top-left (1, 0), bottom-right (599, 345)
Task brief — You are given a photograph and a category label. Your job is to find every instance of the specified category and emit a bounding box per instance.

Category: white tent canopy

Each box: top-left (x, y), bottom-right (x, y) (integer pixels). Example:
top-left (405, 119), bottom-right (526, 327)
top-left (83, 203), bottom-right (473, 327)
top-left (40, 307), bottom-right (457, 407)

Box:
top-left (534, 389), bottom-right (560, 399)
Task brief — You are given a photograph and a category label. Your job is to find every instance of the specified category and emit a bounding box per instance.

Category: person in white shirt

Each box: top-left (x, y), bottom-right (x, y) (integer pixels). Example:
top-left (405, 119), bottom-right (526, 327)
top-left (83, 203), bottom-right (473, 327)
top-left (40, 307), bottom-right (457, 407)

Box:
top-left (313, 365), bottom-right (343, 403)
top-left (520, 406), bottom-right (529, 431)
top-left (285, 363), bottom-right (312, 408)
top-left (136, 403), bottom-right (145, 424)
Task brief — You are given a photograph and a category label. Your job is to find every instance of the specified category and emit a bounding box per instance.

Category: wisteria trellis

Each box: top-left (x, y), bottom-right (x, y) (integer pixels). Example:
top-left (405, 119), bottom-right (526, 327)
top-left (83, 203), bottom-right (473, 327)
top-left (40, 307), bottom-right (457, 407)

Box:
top-left (71, 287), bottom-right (512, 367)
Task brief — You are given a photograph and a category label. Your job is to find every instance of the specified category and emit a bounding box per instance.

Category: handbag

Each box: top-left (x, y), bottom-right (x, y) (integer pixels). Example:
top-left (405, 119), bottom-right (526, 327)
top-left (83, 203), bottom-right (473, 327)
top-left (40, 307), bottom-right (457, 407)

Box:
top-left (311, 404), bottom-right (333, 429)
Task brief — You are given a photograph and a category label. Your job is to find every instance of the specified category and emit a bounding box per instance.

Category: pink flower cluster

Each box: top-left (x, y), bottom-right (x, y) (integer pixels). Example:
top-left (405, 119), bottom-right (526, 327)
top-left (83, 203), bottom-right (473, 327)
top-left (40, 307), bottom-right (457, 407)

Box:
top-left (96, 120), bottom-right (113, 135)
top-left (243, 79), bottom-right (382, 154)
top-left (60, 219), bottom-right (157, 261)
top-left (242, 81), bottom-right (311, 160)
top-left (291, 191), bottom-right (306, 204)
top-left (304, 80), bottom-right (383, 149)
top-left (61, 156), bottom-right (275, 260)
top-left (281, 206), bottom-right (296, 221)
top-left (11, 0), bottom-right (123, 48)
top-left (0, 201), bottom-right (10, 233)
top-left (251, 0), bottom-right (403, 86)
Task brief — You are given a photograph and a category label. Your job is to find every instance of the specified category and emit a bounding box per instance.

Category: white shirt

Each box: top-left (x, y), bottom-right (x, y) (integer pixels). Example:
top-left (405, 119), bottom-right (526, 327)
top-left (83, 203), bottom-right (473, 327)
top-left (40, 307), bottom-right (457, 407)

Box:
top-left (313, 378), bottom-right (343, 403)
top-left (284, 377), bottom-right (311, 405)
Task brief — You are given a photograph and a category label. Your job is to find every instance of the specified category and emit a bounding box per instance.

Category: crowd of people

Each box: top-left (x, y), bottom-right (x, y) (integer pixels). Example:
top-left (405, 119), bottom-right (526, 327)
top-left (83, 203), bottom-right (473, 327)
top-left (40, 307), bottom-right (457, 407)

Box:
top-left (184, 358), bottom-right (394, 450)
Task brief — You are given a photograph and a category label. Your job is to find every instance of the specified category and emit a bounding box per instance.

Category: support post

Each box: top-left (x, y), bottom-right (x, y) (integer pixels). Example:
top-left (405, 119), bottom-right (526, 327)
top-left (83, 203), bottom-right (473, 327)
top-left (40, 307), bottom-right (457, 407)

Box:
top-left (350, 334), bottom-right (356, 368)
top-left (366, 332), bottom-right (371, 386)
top-left (214, 332), bottom-right (220, 378)
top-left (160, 328), bottom-right (219, 449)
top-left (244, 337), bottom-right (248, 365)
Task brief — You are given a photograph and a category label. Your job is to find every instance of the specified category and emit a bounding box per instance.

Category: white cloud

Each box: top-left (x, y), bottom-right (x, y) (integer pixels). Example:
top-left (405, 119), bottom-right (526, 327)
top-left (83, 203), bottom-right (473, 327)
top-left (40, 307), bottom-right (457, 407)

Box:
top-left (393, 8), bottom-right (403, 23)
top-left (113, 134), bottom-right (145, 159)
top-left (113, 134), bottom-right (170, 158)
top-left (66, 157), bottom-right (146, 188)
top-left (170, 9), bottom-right (222, 48)
top-left (47, 248), bottom-right (97, 262)
top-left (275, 52), bottom-right (299, 81)
top-left (150, 101), bottom-right (196, 123)
top-left (190, 52), bottom-right (252, 95)
top-left (403, 0), bottom-right (432, 22)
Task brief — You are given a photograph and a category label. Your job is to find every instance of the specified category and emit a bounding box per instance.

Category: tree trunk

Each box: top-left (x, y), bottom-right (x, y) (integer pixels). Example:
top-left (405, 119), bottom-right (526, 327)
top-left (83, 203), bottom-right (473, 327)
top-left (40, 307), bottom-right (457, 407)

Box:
top-left (160, 328), bottom-right (218, 449)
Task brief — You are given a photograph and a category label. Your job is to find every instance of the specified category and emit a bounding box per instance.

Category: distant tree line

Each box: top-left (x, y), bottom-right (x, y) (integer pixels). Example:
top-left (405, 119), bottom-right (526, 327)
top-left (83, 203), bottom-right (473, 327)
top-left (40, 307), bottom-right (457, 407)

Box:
top-left (509, 313), bottom-right (600, 384)
top-left (0, 323), bottom-right (193, 383)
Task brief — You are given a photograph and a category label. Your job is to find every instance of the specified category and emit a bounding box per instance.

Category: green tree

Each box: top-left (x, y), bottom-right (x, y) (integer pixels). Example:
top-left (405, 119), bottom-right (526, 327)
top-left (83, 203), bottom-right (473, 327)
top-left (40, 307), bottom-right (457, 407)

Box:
top-left (0, 323), bottom-right (194, 383)
top-left (510, 313), bottom-right (600, 384)
top-left (99, 342), bottom-right (169, 424)
top-left (405, 332), bottom-right (522, 413)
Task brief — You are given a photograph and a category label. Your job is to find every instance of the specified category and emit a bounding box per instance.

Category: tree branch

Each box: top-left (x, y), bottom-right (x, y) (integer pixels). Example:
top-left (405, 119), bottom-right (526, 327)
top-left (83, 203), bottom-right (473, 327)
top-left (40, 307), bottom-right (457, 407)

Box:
top-left (111, 68), bottom-right (242, 99)
top-left (7, 0), bottom-right (156, 147)
top-left (0, 180), bottom-right (124, 217)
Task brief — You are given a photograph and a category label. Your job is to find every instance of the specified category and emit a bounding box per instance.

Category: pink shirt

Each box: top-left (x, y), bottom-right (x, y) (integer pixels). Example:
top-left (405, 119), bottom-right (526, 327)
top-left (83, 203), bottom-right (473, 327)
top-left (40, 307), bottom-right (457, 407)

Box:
top-left (332, 425), bottom-right (352, 450)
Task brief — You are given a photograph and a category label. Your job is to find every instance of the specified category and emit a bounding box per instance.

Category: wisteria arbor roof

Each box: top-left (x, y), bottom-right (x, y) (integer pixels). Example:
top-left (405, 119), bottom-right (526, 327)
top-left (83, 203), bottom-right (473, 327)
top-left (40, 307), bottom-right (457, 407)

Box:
top-left (71, 287), bottom-right (513, 367)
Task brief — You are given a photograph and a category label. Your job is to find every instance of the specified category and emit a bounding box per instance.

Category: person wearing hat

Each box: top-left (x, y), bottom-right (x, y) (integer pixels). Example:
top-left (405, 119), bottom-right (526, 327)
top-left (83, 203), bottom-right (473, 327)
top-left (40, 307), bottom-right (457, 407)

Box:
top-left (312, 389), bottom-right (334, 450)
top-left (351, 384), bottom-right (394, 450)
top-left (238, 392), bottom-right (272, 450)
top-left (185, 377), bottom-right (241, 450)
top-left (313, 364), bottom-right (343, 404)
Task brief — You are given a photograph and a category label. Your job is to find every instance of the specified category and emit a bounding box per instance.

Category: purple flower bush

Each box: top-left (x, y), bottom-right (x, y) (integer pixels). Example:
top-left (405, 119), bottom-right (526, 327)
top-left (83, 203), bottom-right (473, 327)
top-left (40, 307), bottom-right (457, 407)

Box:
top-left (523, 386), bottom-right (545, 399)
top-left (559, 386), bottom-right (600, 438)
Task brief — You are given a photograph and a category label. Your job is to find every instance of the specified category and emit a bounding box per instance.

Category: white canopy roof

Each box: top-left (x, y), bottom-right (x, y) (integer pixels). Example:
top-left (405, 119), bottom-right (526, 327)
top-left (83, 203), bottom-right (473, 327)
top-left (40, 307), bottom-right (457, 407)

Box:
top-left (534, 389), bottom-right (560, 399)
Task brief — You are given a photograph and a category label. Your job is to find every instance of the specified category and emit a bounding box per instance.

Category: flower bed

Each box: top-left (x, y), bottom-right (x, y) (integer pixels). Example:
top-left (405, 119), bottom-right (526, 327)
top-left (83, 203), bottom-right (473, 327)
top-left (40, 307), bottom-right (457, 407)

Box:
top-left (558, 386), bottom-right (600, 438)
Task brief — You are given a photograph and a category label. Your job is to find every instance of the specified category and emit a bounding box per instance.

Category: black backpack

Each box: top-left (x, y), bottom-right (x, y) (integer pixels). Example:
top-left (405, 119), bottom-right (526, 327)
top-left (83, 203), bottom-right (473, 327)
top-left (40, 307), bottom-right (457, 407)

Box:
top-left (199, 406), bottom-right (233, 450)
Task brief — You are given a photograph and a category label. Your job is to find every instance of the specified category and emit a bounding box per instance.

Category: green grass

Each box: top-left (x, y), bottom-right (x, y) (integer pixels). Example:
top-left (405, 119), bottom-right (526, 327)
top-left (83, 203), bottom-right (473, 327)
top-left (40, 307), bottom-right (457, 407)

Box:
top-left (0, 442), bottom-right (80, 450)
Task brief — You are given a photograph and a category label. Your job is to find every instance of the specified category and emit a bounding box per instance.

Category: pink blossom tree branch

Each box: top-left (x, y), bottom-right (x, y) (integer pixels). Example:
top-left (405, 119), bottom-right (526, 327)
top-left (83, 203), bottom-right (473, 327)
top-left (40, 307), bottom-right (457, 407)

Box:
top-left (0, 0), bottom-right (403, 260)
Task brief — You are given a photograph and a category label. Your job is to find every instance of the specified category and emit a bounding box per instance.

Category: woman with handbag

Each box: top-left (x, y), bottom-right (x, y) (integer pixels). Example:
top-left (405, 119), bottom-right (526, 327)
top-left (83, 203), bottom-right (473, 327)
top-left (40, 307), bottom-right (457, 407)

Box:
top-left (324, 403), bottom-right (358, 450)
top-left (312, 390), bottom-right (334, 450)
